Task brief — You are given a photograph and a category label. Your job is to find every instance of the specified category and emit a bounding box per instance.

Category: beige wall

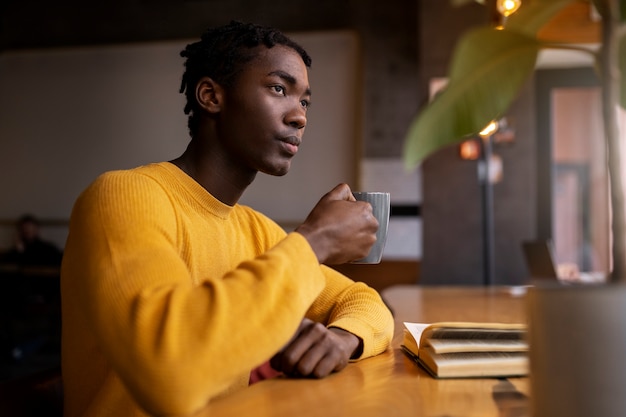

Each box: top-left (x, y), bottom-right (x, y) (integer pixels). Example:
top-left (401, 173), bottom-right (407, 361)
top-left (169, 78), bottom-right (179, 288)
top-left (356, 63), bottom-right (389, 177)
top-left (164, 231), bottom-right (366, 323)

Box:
top-left (0, 32), bottom-right (360, 247)
top-left (553, 88), bottom-right (609, 272)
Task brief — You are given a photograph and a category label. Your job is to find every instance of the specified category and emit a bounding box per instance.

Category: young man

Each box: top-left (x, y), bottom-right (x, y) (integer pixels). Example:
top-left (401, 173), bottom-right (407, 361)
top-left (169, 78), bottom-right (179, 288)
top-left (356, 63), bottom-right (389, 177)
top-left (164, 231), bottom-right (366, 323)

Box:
top-left (61, 21), bottom-right (393, 417)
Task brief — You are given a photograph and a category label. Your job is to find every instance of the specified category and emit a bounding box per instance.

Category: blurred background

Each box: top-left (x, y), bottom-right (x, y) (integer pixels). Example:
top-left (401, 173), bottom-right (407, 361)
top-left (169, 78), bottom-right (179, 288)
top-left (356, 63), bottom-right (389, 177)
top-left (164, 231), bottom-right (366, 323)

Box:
top-left (0, 0), bottom-right (606, 379)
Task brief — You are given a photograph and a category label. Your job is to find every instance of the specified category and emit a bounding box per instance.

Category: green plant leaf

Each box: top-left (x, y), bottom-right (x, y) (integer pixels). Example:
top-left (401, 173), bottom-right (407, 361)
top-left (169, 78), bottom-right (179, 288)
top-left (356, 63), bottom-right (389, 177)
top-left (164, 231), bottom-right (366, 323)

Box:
top-left (403, 27), bottom-right (540, 169)
top-left (506, 0), bottom-right (575, 36)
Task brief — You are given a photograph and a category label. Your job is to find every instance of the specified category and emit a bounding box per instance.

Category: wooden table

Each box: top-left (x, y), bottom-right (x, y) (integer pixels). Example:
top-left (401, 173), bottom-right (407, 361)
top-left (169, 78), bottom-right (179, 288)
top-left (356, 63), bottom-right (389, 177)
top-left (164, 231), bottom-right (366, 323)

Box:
top-left (199, 285), bottom-right (531, 417)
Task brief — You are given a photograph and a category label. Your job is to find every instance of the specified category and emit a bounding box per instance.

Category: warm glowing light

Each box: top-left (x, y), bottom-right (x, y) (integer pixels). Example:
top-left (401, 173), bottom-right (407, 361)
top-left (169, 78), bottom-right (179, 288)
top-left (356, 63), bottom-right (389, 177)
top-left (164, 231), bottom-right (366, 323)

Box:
top-left (497, 0), bottom-right (522, 17)
top-left (459, 139), bottom-right (480, 160)
top-left (479, 120), bottom-right (499, 137)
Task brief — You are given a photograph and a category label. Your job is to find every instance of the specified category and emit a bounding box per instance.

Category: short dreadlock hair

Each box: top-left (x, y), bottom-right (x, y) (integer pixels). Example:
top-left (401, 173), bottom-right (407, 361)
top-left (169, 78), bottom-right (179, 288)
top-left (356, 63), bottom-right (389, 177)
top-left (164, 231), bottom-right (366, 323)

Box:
top-left (179, 21), bottom-right (312, 137)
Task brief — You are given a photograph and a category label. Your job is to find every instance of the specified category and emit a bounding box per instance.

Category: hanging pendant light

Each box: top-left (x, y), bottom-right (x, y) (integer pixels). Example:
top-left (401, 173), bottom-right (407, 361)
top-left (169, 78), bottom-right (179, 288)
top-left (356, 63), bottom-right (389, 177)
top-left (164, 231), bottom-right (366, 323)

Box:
top-left (496, 0), bottom-right (522, 17)
top-left (479, 120), bottom-right (499, 138)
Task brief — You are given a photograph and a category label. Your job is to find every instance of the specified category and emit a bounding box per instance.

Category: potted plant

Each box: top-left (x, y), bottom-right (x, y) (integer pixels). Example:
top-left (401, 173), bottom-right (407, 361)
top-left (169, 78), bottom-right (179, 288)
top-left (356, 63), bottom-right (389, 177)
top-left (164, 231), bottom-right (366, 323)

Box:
top-left (403, 0), bottom-right (626, 282)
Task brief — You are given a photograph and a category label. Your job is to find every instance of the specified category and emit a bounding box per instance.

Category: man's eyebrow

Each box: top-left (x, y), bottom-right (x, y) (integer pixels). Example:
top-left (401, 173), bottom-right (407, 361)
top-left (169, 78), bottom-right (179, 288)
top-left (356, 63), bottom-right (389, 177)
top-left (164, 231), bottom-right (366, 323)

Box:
top-left (268, 70), bottom-right (311, 96)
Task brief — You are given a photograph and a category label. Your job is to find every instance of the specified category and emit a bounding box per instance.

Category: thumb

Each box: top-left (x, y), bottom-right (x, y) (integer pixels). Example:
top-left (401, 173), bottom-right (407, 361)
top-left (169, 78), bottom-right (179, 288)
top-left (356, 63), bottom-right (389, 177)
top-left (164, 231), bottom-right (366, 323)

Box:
top-left (325, 183), bottom-right (355, 202)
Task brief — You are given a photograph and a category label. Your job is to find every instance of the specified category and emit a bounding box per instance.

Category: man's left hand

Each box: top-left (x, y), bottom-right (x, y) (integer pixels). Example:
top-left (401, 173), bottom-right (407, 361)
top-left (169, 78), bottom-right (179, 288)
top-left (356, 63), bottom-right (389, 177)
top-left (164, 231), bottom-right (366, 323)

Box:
top-left (269, 318), bottom-right (362, 378)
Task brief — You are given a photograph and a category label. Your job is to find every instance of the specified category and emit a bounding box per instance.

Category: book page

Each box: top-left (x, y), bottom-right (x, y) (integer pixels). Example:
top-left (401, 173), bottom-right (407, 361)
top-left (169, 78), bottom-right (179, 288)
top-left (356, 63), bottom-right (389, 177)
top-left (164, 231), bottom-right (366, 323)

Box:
top-left (421, 322), bottom-right (526, 332)
top-left (420, 348), bottom-right (528, 378)
top-left (402, 322), bottom-right (528, 378)
top-left (426, 328), bottom-right (525, 340)
top-left (427, 338), bottom-right (528, 354)
top-left (403, 322), bottom-right (527, 354)
top-left (403, 322), bottom-right (431, 350)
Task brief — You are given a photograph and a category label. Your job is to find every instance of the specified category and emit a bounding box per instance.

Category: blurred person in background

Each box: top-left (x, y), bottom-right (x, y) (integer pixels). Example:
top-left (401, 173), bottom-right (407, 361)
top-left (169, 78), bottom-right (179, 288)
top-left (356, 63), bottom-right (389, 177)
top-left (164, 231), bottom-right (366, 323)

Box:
top-left (1, 214), bottom-right (62, 267)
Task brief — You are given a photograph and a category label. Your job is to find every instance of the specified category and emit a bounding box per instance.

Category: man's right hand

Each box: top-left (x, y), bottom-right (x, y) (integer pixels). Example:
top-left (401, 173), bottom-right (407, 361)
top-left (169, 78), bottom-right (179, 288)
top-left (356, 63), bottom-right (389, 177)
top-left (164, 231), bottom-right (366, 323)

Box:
top-left (294, 183), bottom-right (379, 265)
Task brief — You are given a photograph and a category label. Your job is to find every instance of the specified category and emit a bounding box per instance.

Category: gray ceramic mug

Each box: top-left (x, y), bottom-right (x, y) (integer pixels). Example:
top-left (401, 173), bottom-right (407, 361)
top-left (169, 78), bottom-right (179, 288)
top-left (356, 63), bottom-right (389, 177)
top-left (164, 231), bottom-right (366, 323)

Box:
top-left (350, 192), bottom-right (390, 264)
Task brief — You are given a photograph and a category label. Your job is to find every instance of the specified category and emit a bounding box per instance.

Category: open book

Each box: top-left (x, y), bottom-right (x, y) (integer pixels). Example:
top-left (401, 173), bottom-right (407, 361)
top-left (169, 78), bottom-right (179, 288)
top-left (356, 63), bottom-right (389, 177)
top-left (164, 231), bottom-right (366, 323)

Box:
top-left (401, 321), bottom-right (528, 378)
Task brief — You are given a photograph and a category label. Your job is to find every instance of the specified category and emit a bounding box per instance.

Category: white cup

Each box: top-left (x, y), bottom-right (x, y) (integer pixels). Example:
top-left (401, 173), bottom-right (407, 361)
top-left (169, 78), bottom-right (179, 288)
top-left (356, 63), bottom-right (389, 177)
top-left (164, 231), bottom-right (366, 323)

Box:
top-left (350, 192), bottom-right (390, 264)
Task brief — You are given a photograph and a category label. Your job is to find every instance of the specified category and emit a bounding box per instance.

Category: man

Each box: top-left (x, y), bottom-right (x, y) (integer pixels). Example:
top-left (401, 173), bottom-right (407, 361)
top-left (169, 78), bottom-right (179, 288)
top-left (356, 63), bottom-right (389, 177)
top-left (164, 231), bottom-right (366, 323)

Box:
top-left (61, 21), bottom-right (393, 417)
top-left (1, 214), bottom-right (62, 267)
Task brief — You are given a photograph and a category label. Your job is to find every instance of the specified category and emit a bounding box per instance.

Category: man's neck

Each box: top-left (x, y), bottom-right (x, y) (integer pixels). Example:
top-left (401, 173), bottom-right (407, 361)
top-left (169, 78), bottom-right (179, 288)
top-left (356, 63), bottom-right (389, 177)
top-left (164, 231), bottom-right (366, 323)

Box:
top-left (170, 139), bottom-right (256, 206)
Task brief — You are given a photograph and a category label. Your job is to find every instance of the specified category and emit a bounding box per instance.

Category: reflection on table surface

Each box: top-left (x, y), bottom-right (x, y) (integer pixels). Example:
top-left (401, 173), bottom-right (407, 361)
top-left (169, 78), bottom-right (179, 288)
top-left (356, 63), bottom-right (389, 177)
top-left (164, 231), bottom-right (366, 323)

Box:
top-left (198, 285), bottom-right (531, 417)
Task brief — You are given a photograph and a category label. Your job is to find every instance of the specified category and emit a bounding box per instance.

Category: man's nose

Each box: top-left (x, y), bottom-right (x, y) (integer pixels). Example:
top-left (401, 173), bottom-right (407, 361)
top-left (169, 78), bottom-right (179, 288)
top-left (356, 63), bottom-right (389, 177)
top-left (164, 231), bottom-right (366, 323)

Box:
top-left (285, 105), bottom-right (306, 129)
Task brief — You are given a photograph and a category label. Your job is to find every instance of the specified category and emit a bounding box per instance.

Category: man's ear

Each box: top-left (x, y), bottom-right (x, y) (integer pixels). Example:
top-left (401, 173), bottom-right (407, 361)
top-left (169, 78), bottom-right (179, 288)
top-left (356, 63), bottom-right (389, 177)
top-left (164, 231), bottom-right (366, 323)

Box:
top-left (196, 77), bottom-right (224, 114)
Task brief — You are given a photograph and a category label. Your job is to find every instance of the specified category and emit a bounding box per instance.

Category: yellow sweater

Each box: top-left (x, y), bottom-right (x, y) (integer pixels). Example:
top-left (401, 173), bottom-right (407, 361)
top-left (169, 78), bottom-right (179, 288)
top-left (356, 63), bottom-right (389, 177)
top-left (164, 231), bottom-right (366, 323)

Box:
top-left (61, 162), bottom-right (394, 417)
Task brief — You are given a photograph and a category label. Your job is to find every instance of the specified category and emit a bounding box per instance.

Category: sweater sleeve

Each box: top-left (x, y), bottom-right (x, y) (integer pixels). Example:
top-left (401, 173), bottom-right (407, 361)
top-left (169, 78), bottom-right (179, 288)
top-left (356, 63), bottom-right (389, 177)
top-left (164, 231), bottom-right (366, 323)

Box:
top-left (305, 265), bottom-right (394, 359)
top-left (243, 207), bottom-right (394, 359)
top-left (62, 172), bottom-right (327, 416)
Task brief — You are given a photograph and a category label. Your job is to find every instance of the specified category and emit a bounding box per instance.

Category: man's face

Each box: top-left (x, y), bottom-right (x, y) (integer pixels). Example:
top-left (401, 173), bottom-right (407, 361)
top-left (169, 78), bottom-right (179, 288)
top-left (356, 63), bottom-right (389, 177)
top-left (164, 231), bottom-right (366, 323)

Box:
top-left (19, 221), bottom-right (38, 243)
top-left (216, 45), bottom-right (311, 177)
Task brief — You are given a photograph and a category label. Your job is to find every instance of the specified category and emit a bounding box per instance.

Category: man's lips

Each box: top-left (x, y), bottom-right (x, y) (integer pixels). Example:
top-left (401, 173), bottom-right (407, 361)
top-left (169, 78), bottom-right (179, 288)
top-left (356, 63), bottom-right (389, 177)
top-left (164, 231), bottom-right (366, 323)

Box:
top-left (279, 136), bottom-right (301, 155)
top-left (280, 135), bottom-right (301, 147)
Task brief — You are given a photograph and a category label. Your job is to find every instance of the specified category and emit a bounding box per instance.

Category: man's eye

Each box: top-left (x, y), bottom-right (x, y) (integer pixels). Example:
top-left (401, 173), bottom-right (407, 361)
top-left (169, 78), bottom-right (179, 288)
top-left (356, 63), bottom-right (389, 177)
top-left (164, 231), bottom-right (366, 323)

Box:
top-left (272, 85), bottom-right (285, 95)
top-left (300, 100), bottom-right (311, 109)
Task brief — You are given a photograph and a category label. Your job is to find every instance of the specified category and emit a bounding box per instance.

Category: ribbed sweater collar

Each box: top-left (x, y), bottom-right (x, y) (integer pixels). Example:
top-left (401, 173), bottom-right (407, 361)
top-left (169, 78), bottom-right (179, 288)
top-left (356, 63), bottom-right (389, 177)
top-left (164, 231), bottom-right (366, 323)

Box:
top-left (154, 161), bottom-right (234, 219)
